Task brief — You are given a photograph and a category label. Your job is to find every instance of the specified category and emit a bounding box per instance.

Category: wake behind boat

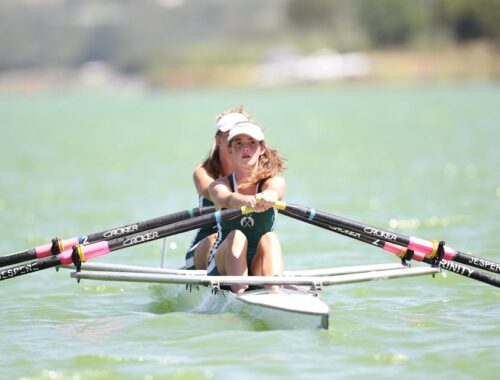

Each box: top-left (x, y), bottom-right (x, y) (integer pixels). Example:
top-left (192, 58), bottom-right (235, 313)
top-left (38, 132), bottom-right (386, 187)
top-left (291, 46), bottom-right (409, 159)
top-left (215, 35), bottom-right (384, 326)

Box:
top-left (71, 262), bottom-right (439, 330)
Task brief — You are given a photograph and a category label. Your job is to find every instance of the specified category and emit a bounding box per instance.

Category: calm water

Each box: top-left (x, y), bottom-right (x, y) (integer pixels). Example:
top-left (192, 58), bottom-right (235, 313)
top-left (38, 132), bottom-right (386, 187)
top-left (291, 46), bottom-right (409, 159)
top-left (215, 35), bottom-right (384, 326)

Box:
top-left (0, 83), bottom-right (499, 379)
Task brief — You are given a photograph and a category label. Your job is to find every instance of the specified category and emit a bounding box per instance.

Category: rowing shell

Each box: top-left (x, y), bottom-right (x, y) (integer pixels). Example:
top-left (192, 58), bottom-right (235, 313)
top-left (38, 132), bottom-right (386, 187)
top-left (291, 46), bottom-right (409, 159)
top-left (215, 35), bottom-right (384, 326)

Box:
top-left (151, 283), bottom-right (330, 329)
top-left (70, 262), bottom-right (439, 330)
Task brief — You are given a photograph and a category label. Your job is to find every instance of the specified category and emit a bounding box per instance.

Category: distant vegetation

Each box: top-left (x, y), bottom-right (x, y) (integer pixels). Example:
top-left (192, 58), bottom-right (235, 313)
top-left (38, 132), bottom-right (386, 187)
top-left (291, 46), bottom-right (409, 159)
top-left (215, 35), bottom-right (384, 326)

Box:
top-left (287, 0), bottom-right (500, 47)
top-left (1, 0), bottom-right (499, 84)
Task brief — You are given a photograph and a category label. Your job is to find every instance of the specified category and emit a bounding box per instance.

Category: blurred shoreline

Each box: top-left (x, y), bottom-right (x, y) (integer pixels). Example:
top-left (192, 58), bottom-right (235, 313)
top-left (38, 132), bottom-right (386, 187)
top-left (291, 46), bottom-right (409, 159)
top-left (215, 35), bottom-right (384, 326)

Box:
top-left (1, 43), bottom-right (498, 93)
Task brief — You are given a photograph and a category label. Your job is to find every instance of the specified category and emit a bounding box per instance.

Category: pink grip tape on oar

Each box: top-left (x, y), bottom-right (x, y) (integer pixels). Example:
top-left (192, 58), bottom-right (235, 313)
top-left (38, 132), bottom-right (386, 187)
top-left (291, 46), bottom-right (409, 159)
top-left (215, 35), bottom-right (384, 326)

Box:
top-left (58, 241), bottom-right (111, 265)
top-left (35, 237), bottom-right (81, 259)
top-left (384, 242), bottom-right (427, 261)
top-left (408, 237), bottom-right (457, 261)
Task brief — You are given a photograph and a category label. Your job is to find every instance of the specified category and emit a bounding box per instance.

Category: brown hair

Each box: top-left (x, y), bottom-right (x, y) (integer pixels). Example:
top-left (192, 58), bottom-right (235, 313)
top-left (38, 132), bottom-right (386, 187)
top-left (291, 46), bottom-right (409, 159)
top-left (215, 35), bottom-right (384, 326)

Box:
top-left (237, 141), bottom-right (287, 189)
top-left (201, 106), bottom-right (253, 178)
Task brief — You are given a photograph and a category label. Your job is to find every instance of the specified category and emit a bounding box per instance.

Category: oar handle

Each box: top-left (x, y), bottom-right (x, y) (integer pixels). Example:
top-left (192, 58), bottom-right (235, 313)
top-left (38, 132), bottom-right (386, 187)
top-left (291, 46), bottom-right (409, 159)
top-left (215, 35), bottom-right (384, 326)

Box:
top-left (274, 201), bottom-right (287, 210)
top-left (241, 203), bottom-right (285, 214)
top-left (250, 196), bottom-right (286, 213)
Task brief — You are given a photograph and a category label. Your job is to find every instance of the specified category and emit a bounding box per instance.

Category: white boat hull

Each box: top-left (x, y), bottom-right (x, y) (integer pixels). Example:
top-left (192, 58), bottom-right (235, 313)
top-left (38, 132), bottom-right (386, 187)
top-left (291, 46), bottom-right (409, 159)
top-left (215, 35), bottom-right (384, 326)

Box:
top-left (235, 286), bottom-right (329, 329)
top-left (153, 284), bottom-right (329, 330)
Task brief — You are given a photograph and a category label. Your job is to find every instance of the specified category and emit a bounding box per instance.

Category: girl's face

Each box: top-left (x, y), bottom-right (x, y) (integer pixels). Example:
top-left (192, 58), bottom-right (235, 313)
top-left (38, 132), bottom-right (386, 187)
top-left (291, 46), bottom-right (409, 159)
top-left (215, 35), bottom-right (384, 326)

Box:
top-left (229, 135), bottom-right (264, 167)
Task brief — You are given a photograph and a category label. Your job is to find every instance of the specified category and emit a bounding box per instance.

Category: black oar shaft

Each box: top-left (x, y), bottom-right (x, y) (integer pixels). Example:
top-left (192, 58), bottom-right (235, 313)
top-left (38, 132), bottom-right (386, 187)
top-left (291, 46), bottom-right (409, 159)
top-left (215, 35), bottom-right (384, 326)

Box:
top-left (281, 203), bottom-right (500, 275)
top-left (435, 259), bottom-right (499, 286)
top-left (0, 249), bottom-right (36, 268)
top-left (279, 209), bottom-right (500, 288)
top-left (105, 208), bottom-right (242, 252)
top-left (0, 256), bottom-right (61, 282)
top-left (452, 251), bottom-right (500, 274)
top-left (85, 206), bottom-right (215, 243)
top-left (0, 207), bottom-right (246, 282)
top-left (284, 204), bottom-right (412, 245)
top-left (0, 206), bottom-right (215, 268)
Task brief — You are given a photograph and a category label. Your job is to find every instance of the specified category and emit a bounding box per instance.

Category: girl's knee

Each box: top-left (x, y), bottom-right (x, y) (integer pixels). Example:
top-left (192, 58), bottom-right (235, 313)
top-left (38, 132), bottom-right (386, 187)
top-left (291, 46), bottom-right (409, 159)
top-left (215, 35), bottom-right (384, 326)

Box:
top-left (227, 230), bottom-right (248, 246)
top-left (258, 232), bottom-right (281, 250)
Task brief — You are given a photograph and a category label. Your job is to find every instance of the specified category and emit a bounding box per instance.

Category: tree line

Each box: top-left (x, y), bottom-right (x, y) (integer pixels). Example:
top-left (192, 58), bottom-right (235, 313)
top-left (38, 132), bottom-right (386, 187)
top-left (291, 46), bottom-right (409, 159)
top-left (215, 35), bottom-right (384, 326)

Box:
top-left (287, 0), bottom-right (500, 47)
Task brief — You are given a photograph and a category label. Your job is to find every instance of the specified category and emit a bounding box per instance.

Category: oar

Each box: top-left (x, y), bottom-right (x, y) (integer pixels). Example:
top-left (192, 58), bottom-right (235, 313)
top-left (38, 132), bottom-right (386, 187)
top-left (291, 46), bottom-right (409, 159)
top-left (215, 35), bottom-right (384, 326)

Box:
top-left (278, 208), bottom-right (499, 288)
top-left (0, 206), bottom-right (252, 282)
top-left (0, 206), bottom-right (215, 268)
top-left (276, 203), bottom-right (500, 275)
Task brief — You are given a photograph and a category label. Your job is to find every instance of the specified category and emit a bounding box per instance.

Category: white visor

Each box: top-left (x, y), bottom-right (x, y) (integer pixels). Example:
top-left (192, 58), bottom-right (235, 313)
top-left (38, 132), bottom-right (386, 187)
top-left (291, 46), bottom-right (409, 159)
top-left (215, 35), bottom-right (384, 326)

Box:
top-left (215, 112), bottom-right (248, 133)
top-left (228, 122), bottom-right (265, 142)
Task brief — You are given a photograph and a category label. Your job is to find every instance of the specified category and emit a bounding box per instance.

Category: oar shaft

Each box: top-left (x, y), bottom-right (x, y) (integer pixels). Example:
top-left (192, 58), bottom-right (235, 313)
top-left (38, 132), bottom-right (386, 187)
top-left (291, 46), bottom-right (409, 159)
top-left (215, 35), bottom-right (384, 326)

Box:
top-left (281, 203), bottom-right (500, 275)
top-left (0, 249), bottom-right (37, 268)
top-left (452, 251), bottom-right (500, 274)
top-left (279, 209), bottom-right (500, 288)
top-left (84, 206), bottom-right (215, 244)
top-left (0, 207), bottom-right (247, 282)
top-left (0, 206), bottom-right (215, 268)
top-left (0, 256), bottom-right (62, 281)
top-left (83, 207), bottom-right (245, 261)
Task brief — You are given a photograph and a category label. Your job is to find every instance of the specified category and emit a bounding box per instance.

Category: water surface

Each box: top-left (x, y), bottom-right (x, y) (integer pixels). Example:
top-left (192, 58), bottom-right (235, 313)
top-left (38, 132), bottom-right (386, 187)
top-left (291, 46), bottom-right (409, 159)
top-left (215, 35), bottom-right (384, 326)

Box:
top-left (0, 83), bottom-right (499, 379)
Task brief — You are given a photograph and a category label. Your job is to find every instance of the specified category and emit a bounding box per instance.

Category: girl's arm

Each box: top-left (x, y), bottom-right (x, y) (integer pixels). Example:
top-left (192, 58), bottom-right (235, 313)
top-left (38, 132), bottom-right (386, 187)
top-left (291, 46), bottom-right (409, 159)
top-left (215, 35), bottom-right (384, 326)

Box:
top-left (193, 165), bottom-right (215, 200)
top-left (261, 176), bottom-right (286, 201)
top-left (209, 178), bottom-right (258, 210)
top-left (257, 176), bottom-right (286, 210)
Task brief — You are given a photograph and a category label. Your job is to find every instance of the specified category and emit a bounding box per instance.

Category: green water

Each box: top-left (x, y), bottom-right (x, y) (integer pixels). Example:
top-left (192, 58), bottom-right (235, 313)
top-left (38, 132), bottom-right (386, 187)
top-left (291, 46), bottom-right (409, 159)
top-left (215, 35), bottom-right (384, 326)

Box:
top-left (0, 83), bottom-right (499, 379)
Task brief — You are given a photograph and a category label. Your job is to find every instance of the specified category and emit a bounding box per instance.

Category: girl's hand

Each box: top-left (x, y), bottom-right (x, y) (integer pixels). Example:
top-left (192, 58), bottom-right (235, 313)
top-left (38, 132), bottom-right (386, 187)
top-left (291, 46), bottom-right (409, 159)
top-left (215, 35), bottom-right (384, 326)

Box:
top-left (243, 195), bottom-right (259, 210)
top-left (259, 190), bottom-right (278, 203)
top-left (254, 190), bottom-right (278, 212)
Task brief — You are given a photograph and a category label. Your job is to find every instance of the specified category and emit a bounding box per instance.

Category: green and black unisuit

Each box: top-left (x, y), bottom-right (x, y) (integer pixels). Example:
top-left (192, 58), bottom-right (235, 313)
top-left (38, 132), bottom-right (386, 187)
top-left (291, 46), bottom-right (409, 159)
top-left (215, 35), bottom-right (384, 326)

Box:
top-left (184, 196), bottom-right (218, 269)
top-left (207, 174), bottom-right (277, 275)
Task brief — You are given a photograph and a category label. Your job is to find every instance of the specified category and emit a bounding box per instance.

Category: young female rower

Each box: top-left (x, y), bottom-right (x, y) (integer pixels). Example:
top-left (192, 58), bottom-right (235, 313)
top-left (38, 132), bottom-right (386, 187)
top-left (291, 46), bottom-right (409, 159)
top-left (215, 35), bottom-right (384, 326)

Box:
top-left (207, 121), bottom-right (286, 293)
top-left (184, 107), bottom-right (253, 270)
